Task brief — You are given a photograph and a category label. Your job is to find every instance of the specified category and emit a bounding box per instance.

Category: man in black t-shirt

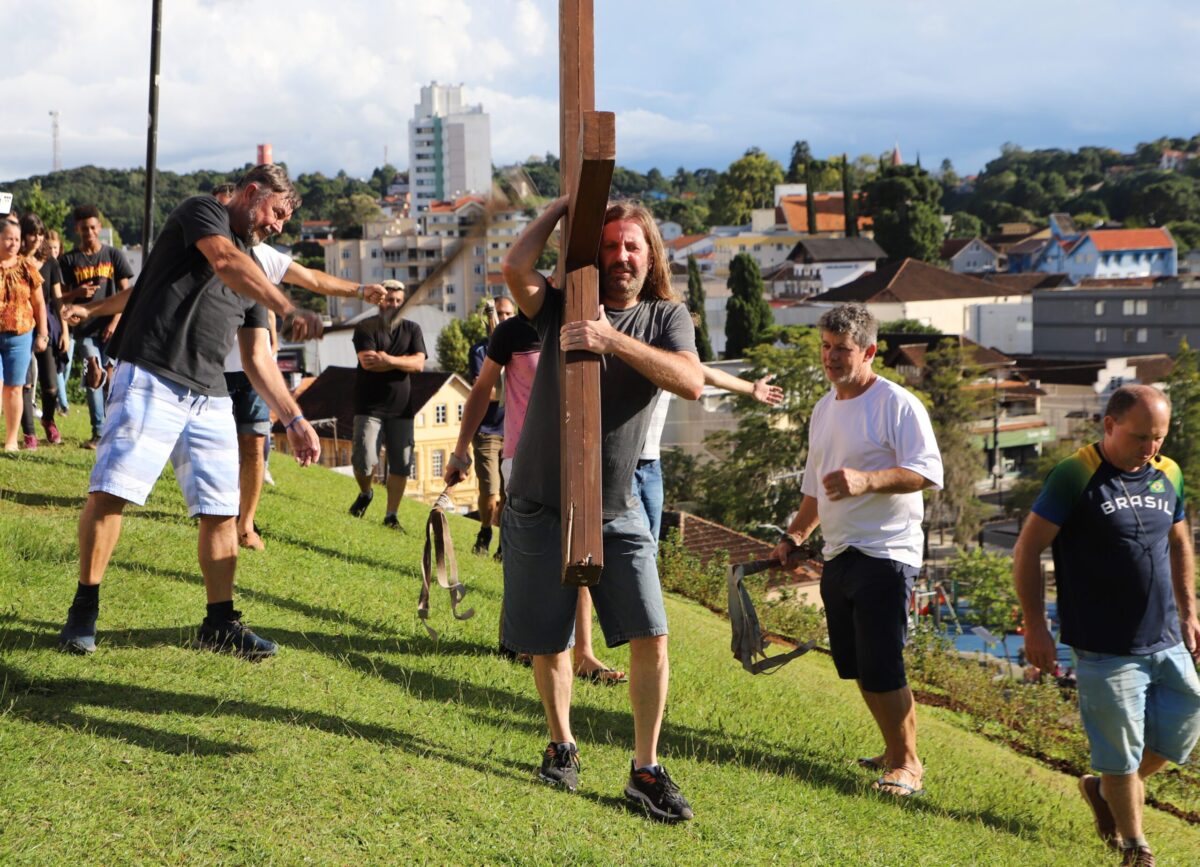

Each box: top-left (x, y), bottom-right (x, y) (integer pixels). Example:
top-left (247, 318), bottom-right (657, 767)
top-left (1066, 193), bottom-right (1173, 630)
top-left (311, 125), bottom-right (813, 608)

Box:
top-left (348, 280), bottom-right (427, 528)
top-left (58, 164), bottom-right (325, 662)
top-left (58, 204), bottom-right (134, 447)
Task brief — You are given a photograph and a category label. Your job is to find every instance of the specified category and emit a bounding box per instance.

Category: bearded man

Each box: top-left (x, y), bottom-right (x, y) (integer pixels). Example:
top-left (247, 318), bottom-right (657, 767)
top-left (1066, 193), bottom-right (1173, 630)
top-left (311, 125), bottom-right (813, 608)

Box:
top-left (347, 280), bottom-right (427, 529)
top-left (500, 197), bottom-right (703, 822)
top-left (58, 164), bottom-right (324, 659)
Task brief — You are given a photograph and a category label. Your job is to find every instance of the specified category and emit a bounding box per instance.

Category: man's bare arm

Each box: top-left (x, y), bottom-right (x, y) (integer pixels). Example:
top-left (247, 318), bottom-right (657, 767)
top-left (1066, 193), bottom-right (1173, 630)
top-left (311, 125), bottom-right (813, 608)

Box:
top-left (196, 236), bottom-right (321, 339)
top-left (1169, 519), bottom-right (1200, 660)
top-left (822, 466), bottom-right (934, 500)
top-left (357, 350), bottom-right (425, 373)
top-left (283, 261), bottom-right (384, 303)
top-left (239, 328), bottom-right (320, 467)
top-left (559, 311), bottom-right (704, 399)
top-left (704, 366), bottom-right (783, 405)
top-left (501, 196), bottom-right (568, 320)
top-left (770, 495), bottom-right (820, 565)
top-left (445, 358), bottom-right (503, 484)
top-left (1012, 512), bottom-right (1061, 671)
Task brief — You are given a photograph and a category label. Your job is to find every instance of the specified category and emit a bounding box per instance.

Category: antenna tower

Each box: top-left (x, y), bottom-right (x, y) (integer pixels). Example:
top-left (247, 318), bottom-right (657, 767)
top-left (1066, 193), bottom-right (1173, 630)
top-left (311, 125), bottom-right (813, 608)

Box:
top-left (49, 110), bottom-right (61, 172)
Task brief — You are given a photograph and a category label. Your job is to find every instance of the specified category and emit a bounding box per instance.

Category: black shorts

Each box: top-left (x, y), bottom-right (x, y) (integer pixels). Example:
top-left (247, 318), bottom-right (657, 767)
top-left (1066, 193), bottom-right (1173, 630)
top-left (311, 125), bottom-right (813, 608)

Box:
top-left (820, 548), bottom-right (917, 692)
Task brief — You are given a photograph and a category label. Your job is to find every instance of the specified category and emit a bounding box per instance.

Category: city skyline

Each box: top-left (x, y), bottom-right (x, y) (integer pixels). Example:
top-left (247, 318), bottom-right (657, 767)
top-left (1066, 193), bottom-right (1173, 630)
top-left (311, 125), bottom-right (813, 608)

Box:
top-left (4, 0), bottom-right (1199, 183)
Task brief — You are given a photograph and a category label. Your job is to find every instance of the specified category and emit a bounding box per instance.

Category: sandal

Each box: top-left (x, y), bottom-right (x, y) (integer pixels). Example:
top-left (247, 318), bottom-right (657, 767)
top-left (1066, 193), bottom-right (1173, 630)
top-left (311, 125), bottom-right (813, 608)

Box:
top-left (576, 666), bottom-right (628, 685)
top-left (856, 756), bottom-right (888, 772)
top-left (873, 774), bottom-right (925, 798)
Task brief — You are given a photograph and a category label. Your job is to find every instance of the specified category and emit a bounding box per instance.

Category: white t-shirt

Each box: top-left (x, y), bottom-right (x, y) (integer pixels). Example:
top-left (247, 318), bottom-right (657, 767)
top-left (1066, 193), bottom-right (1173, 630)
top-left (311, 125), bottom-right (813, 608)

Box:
top-left (223, 244), bottom-right (292, 374)
top-left (639, 390), bottom-right (672, 460)
top-left (801, 376), bottom-right (943, 569)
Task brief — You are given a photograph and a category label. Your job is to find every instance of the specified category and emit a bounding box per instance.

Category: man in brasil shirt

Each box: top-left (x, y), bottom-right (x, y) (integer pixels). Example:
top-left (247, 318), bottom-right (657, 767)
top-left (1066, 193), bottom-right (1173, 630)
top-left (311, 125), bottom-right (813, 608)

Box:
top-left (1013, 384), bottom-right (1200, 865)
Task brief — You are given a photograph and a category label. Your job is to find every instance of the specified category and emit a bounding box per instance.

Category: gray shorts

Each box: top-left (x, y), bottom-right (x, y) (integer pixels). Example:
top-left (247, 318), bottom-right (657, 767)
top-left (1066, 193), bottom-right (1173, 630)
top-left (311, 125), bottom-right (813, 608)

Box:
top-left (500, 496), bottom-right (668, 654)
top-left (352, 415), bottom-right (414, 477)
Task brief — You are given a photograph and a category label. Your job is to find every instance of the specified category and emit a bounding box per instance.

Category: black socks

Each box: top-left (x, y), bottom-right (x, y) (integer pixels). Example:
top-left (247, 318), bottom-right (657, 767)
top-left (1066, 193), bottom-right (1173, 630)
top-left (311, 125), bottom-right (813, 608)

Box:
top-left (73, 582), bottom-right (100, 610)
top-left (206, 600), bottom-right (236, 625)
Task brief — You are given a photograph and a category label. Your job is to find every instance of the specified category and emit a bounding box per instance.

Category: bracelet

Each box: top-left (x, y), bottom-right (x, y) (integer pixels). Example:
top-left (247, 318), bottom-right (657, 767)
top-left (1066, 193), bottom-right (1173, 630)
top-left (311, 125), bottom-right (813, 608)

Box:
top-left (448, 452), bottom-right (472, 472)
top-left (784, 534), bottom-right (805, 549)
top-left (357, 284), bottom-right (365, 299)
top-left (285, 414), bottom-right (305, 431)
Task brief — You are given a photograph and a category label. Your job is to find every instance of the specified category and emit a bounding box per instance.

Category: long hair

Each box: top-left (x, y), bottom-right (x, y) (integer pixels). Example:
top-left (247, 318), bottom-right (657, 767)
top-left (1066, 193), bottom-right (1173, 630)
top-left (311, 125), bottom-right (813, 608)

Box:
top-left (19, 213), bottom-right (46, 257)
top-left (602, 201), bottom-right (676, 302)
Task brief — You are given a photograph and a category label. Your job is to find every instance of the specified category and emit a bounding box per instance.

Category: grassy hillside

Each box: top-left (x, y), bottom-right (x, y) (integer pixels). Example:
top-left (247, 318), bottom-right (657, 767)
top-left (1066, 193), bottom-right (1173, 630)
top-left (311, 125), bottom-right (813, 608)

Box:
top-left (2, 413), bottom-right (1198, 865)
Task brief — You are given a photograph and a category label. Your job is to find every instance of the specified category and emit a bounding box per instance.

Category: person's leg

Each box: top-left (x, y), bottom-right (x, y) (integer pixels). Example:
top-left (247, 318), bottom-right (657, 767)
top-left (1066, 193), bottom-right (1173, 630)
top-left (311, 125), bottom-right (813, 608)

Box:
top-left (533, 651), bottom-right (575, 744)
top-left (37, 345), bottom-right (58, 436)
top-left (629, 634), bottom-right (669, 767)
top-left (57, 337), bottom-right (73, 413)
top-left (860, 686), bottom-right (922, 783)
top-left (2, 385), bottom-right (22, 450)
top-left (20, 360), bottom-right (36, 439)
top-left (1100, 772), bottom-right (1145, 845)
top-left (78, 491), bottom-right (128, 586)
top-left (350, 415), bottom-right (379, 512)
top-left (382, 417), bottom-right (413, 523)
top-left (385, 472), bottom-right (408, 512)
top-left (236, 434), bottom-right (266, 548)
top-left (198, 515), bottom-right (238, 603)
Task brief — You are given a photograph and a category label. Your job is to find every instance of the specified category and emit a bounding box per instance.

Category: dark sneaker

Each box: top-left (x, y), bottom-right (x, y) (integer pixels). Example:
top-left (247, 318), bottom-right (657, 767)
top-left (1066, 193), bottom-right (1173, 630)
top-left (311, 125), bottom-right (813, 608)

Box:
top-left (81, 437), bottom-right (100, 450)
top-left (472, 531), bottom-right (490, 555)
top-left (23, 434), bottom-right (38, 451)
top-left (493, 544), bottom-right (502, 562)
top-left (1121, 845), bottom-right (1155, 867)
top-left (196, 612), bottom-right (277, 659)
top-left (349, 489), bottom-right (373, 517)
top-left (537, 741), bottom-right (580, 793)
top-left (44, 422), bottom-right (62, 445)
top-left (382, 514), bottom-right (404, 531)
top-left (625, 762), bottom-right (693, 822)
top-left (58, 605), bottom-right (98, 654)
top-left (1079, 774), bottom-right (1120, 850)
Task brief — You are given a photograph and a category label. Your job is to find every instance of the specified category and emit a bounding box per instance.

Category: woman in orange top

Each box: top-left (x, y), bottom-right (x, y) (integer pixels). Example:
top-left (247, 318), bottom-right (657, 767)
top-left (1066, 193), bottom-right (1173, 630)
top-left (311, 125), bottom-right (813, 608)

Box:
top-left (0, 218), bottom-right (48, 450)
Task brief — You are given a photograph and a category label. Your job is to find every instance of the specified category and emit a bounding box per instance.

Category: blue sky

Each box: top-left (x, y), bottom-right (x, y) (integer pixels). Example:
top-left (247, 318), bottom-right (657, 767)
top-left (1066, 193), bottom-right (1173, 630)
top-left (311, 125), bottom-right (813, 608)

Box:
top-left (4, 0), bottom-right (1199, 183)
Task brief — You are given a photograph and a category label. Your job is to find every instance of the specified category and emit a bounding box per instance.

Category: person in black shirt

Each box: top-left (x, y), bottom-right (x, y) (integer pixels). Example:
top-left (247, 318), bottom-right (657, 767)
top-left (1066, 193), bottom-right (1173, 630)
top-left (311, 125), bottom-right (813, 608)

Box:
top-left (57, 164), bottom-right (325, 661)
top-left (58, 204), bottom-right (134, 448)
top-left (348, 280), bottom-right (427, 528)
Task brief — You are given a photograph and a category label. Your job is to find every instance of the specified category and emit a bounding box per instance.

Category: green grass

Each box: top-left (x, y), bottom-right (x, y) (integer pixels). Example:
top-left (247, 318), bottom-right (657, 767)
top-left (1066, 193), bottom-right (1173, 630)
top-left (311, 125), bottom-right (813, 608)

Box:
top-left (2, 412), bottom-right (1198, 865)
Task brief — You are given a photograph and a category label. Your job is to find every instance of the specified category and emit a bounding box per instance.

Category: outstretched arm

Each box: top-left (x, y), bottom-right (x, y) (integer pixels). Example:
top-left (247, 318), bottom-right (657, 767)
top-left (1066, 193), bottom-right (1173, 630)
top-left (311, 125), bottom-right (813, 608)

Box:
top-left (283, 261), bottom-right (385, 304)
top-left (502, 196), bottom-right (568, 320)
top-left (559, 308), bottom-right (704, 399)
top-left (704, 366), bottom-right (783, 406)
top-left (444, 358), bottom-right (503, 485)
top-left (196, 235), bottom-right (322, 340)
top-left (239, 327), bottom-right (320, 468)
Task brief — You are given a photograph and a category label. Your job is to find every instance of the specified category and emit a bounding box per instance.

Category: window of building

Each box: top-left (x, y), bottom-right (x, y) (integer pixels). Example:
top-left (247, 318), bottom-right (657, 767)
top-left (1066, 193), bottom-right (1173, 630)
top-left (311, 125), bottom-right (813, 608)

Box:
top-left (475, 246), bottom-right (485, 256)
top-left (435, 405), bottom-right (447, 424)
top-left (370, 249), bottom-right (378, 258)
top-left (474, 264), bottom-right (484, 275)
top-left (457, 404), bottom-right (465, 421)
top-left (1123, 328), bottom-right (1134, 343)
top-left (431, 450), bottom-right (445, 479)
top-left (446, 285), bottom-right (455, 295)
top-left (409, 454), bottom-right (419, 479)
top-left (475, 284), bottom-right (486, 293)
top-left (416, 413), bottom-right (425, 426)
top-left (1094, 300), bottom-right (1105, 316)
top-left (1136, 299), bottom-right (1148, 315)
top-left (1136, 328), bottom-right (1149, 343)
top-left (1122, 299), bottom-right (1134, 315)
top-left (1095, 328), bottom-right (1107, 343)
top-left (446, 302), bottom-right (457, 313)
top-left (342, 250), bottom-right (351, 259)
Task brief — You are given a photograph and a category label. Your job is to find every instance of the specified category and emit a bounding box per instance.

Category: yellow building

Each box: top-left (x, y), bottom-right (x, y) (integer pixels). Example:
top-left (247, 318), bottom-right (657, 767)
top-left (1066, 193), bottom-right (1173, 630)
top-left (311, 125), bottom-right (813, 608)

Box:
top-left (274, 367), bottom-right (481, 512)
top-left (712, 232), bottom-right (804, 277)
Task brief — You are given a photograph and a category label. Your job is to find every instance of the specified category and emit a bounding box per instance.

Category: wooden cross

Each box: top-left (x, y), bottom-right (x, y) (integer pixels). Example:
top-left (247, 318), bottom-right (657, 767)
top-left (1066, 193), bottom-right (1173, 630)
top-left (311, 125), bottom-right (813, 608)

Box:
top-left (557, 0), bottom-right (615, 586)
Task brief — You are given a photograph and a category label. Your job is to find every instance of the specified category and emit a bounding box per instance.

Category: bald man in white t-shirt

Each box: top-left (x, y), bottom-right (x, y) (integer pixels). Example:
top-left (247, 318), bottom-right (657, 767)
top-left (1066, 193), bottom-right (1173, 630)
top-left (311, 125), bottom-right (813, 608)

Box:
top-left (772, 303), bottom-right (942, 799)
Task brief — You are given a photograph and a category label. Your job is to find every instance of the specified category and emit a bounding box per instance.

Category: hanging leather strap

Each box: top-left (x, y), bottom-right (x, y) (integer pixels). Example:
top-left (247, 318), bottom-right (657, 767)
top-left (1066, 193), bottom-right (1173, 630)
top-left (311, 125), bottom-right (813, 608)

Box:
top-left (419, 490), bottom-right (475, 640)
top-left (728, 558), bottom-right (816, 675)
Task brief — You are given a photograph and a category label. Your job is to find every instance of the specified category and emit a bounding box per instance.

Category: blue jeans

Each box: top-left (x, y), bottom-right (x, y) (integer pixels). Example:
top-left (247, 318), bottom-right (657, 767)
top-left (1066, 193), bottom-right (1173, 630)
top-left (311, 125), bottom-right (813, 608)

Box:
top-left (79, 334), bottom-right (111, 437)
top-left (56, 336), bottom-right (74, 411)
top-left (632, 458), bottom-right (664, 547)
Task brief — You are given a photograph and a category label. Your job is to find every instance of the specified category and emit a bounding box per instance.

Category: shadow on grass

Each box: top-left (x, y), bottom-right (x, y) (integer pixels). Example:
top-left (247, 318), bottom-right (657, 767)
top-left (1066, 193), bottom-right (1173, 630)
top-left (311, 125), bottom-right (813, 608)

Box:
top-left (0, 487), bottom-right (88, 509)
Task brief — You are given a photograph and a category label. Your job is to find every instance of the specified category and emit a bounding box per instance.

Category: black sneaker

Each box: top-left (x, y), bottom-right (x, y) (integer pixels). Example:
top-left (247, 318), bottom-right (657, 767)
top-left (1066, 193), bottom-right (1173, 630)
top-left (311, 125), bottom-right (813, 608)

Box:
top-left (349, 489), bottom-right (373, 517)
top-left (625, 761), bottom-right (693, 822)
top-left (196, 611), bottom-right (277, 659)
top-left (537, 741), bottom-right (580, 793)
top-left (382, 514), bottom-right (404, 531)
top-left (58, 605), bottom-right (98, 654)
top-left (472, 529), bottom-right (491, 555)
top-left (493, 543), bottom-right (502, 562)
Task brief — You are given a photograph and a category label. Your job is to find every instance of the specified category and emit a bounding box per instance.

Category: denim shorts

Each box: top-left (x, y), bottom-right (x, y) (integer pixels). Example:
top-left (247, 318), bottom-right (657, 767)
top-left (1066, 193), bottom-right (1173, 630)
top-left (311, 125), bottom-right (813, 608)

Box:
top-left (1075, 642), bottom-right (1200, 775)
top-left (224, 371), bottom-right (271, 436)
top-left (500, 496), bottom-right (668, 654)
top-left (0, 330), bottom-right (34, 387)
top-left (90, 363), bottom-right (239, 516)
top-left (820, 547), bottom-right (917, 692)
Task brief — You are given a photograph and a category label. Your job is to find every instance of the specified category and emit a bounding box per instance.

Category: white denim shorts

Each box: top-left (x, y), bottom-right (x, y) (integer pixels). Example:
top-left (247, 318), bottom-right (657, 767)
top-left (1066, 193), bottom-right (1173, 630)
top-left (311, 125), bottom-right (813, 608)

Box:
top-left (89, 363), bottom-right (239, 517)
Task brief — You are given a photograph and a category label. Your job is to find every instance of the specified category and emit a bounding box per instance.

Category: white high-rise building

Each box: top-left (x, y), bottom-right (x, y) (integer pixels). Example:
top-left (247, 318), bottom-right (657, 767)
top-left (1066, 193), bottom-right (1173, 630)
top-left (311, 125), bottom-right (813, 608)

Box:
top-left (408, 82), bottom-right (492, 213)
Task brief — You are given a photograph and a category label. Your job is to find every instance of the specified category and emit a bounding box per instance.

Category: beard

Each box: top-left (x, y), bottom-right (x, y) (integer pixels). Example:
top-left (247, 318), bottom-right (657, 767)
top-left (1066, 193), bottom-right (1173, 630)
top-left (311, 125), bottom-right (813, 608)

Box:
top-left (380, 305), bottom-right (406, 331)
top-left (601, 265), bottom-right (645, 303)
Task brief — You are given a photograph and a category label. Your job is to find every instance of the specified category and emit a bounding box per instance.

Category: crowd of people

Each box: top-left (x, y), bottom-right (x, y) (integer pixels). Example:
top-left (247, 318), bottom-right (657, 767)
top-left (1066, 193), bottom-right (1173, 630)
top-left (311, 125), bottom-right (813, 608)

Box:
top-left (6, 166), bottom-right (1199, 855)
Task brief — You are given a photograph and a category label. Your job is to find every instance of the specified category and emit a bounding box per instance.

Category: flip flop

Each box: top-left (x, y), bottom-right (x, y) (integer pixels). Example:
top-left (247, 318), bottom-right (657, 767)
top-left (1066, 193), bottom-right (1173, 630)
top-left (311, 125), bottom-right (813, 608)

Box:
top-left (577, 666), bottom-right (628, 685)
top-left (856, 756), bottom-right (888, 772)
top-left (873, 776), bottom-right (925, 798)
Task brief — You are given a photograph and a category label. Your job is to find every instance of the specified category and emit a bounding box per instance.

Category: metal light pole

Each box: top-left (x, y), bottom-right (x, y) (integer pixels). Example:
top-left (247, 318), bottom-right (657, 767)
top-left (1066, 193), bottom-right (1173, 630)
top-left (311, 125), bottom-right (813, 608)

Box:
top-left (142, 0), bottom-right (163, 255)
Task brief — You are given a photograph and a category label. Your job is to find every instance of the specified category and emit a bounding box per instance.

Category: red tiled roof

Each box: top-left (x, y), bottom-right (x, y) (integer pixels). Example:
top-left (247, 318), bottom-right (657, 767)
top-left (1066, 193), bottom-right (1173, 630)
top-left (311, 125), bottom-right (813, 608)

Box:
top-left (777, 193), bottom-right (872, 234)
top-left (939, 237), bottom-right (974, 260)
top-left (1085, 228), bottom-right (1174, 252)
top-left (663, 511), bottom-right (820, 582)
top-left (302, 220), bottom-right (332, 228)
top-left (667, 233), bottom-right (710, 251)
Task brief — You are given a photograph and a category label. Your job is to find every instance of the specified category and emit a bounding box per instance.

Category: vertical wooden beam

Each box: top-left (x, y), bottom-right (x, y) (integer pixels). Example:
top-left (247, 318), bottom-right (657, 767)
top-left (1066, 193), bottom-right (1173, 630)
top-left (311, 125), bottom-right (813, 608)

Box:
top-left (558, 0), bottom-right (605, 586)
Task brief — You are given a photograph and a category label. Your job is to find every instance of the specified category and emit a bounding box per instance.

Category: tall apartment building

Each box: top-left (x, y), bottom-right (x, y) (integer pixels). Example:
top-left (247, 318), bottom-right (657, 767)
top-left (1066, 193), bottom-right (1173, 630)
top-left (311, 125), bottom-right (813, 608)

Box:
top-left (408, 82), bottom-right (492, 214)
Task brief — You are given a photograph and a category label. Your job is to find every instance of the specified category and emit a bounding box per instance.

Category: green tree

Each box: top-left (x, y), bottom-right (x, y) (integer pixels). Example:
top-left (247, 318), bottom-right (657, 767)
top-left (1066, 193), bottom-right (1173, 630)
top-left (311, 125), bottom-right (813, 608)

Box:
top-left (1131, 175), bottom-right (1200, 225)
top-left (330, 193), bottom-right (385, 237)
top-left (710, 148), bottom-right (785, 226)
top-left (841, 154), bottom-right (859, 238)
top-left (949, 211), bottom-right (984, 239)
top-left (879, 319), bottom-right (940, 335)
top-left (19, 182), bottom-right (72, 238)
top-left (862, 164), bottom-right (944, 262)
top-left (805, 160), bottom-right (819, 234)
top-left (435, 319), bottom-right (472, 377)
top-left (723, 253), bottom-right (772, 358)
top-left (923, 344), bottom-right (987, 544)
top-left (786, 140), bottom-right (812, 184)
top-left (1167, 220), bottom-right (1200, 253)
top-left (1166, 338), bottom-right (1200, 525)
top-left (947, 548), bottom-right (1019, 640)
top-left (686, 255), bottom-right (714, 362)
top-left (698, 327), bottom-right (829, 533)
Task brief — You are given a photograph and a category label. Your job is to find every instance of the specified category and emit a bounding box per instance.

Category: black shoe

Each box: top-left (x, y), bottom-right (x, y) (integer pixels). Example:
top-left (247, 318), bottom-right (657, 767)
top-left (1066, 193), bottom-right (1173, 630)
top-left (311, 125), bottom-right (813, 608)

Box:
top-left (58, 605), bottom-right (98, 654)
top-left (625, 762), bottom-right (693, 822)
top-left (493, 544), bottom-right (502, 562)
top-left (382, 514), bottom-right (404, 531)
top-left (349, 489), bottom-right (373, 517)
top-left (537, 741), bottom-right (580, 793)
top-left (196, 611), bottom-right (277, 659)
top-left (472, 531), bottom-right (490, 555)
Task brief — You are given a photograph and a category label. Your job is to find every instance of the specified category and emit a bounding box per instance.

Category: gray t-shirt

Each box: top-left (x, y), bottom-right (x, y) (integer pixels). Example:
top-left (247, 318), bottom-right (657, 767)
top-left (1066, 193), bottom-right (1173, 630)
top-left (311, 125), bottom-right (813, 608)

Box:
top-left (507, 285), bottom-right (697, 517)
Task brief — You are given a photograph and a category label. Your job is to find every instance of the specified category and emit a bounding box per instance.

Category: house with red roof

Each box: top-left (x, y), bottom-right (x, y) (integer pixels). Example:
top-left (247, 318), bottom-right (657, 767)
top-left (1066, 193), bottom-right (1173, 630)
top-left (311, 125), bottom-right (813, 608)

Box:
top-left (1034, 219), bottom-right (1177, 282)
